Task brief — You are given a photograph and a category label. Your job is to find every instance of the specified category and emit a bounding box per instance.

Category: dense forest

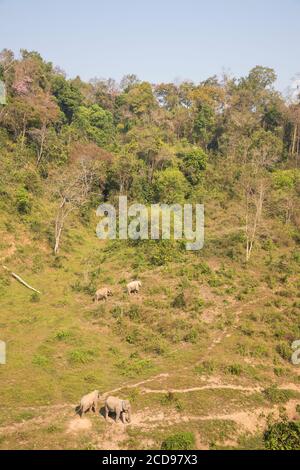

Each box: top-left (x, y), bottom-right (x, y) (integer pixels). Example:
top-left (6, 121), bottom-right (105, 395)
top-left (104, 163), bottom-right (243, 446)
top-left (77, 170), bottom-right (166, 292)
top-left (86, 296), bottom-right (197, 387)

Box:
top-left (0, 49), bottom-right (300, 450)
top-left (0, 49), bottom-right (300, 258)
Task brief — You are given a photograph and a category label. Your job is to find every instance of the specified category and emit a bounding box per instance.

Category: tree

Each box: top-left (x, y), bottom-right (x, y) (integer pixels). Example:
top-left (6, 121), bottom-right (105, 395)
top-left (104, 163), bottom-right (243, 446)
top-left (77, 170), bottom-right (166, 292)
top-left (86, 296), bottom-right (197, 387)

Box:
top-left (242, 130), bottom-right (283, 261)
top-left (177, 146), bottom-right (207, 184)
top-left (28, 91), bottom-right (60, 165)
top-left (72, 104), bottom-right (115, 147)
top-left (51, 74), bottom-right (83, 122)
top-left (125, 81), bottom-right (156, 116)
top-left (51, 140), bottom-right (110, 254)
top-left (127, 125), bottom-right (167, 181)
top-left (154, 167), bottom-right (188, 204)
top-left (272, 169), bottom-right (300, 224)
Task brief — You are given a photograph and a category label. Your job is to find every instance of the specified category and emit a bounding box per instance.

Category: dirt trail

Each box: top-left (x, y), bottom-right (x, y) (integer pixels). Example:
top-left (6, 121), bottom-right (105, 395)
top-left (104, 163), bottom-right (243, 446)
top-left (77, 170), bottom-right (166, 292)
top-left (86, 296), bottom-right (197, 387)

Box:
top-left (1, 375), bottom-right (299, 437)
top-left (138, 381), bottom-right (300, 395)
top-left (1, 287), bottom-right (299, 448)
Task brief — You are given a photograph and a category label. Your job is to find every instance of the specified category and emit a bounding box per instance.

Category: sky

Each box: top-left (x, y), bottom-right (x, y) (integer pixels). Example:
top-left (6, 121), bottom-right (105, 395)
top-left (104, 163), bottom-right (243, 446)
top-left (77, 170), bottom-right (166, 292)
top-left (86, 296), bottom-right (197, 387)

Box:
top-left (0, 0), bottom-right (299, 92)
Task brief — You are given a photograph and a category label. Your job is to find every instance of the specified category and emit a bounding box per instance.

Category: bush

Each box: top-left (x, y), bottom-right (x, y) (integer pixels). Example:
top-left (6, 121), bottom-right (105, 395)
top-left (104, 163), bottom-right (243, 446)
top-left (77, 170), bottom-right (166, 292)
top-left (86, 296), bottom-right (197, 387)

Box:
top-left (225, 364), bottom-right (243, 376)
top-left (276, 342), bottom-right (291, 361)
top-left (116, 354), bottom-right (153, 377)
top-left (30, 292), bottom-right (40, 303)
top-left (263, 386), bottom-right (293, 404)
top-left (16, 187), bottom-right (32, 214)
top-left (172, 292), bottom-right (186, 309)
top-left (68, 349), bottom-right (96, 364)
top-left (54, 330), bottom-right (71, 341)
top-left (264, 420), bottom-right (300, 450)
top-left (161, 432), bottom-right (195, 450)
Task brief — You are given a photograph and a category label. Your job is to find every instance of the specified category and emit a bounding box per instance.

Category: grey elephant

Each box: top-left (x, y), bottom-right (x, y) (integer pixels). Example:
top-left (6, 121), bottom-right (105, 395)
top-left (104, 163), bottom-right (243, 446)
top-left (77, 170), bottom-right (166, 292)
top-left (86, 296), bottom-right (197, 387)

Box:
top-left (94, 287), bottom-right (113, 302)
top-left (78, 390), bottom-right (101, 417)
top-left (127, 280), bottom-right (142, 295)
top-left (105, 396), bottom-right (131, 423)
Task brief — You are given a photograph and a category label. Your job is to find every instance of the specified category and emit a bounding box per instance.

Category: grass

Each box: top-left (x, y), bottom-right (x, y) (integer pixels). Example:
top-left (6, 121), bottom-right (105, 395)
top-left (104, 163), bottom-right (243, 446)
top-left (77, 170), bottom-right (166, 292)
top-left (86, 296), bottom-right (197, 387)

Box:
top-left (0, 197), bottom-right (300, 449)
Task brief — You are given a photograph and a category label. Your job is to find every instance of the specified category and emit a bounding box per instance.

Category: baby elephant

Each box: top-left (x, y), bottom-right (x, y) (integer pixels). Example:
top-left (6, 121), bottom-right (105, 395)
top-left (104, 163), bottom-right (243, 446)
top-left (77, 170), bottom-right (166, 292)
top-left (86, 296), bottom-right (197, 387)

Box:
top-left (105, 396), bottom-right (131, 423)
top-left (127, 280), bottom-right (142, 295)
top-left (94, 287), bottom-right (113, 302)
top-left (78, 390), bottom-right (100, 417)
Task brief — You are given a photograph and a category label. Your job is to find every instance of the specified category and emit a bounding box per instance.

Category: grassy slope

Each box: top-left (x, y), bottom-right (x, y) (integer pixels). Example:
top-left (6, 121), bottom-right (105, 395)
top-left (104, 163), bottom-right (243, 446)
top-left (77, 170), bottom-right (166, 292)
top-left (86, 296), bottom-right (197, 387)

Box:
top-left (0, 197), bottom-right (300, 450)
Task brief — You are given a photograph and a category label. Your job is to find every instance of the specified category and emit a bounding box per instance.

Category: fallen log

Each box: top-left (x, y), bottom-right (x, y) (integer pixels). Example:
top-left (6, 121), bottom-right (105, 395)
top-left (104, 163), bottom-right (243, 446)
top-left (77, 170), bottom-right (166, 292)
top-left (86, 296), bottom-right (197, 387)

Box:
top-left (2, 265), bottom-right (41, 294)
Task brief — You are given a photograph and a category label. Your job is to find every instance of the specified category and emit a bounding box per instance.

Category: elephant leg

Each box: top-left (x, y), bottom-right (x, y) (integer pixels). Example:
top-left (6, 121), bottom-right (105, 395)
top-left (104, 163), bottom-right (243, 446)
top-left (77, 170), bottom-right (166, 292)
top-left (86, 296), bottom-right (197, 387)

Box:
top-left (115, 408), bottom-right (121, 422)
top-left (94, 400), bottom-right (99, 414)
top-left (105, 405), bottom-right (109, 420)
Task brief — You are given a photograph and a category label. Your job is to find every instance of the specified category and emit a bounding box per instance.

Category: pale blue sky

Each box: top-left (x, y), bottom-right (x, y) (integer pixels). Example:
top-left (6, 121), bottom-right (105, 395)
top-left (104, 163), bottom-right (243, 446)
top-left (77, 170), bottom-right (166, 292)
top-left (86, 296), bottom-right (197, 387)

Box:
top-left (0, 0), bottom-right (299, 91)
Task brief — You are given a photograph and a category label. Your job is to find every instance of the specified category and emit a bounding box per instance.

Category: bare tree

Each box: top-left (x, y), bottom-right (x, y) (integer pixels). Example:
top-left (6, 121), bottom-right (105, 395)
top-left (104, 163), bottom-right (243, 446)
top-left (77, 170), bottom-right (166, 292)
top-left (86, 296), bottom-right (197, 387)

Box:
top-left (53, 162), bottom-right (95, 255)
top-left (52, 144), bottom-right (110, 255)
top-left (242, 129), bottom-right (282, 261)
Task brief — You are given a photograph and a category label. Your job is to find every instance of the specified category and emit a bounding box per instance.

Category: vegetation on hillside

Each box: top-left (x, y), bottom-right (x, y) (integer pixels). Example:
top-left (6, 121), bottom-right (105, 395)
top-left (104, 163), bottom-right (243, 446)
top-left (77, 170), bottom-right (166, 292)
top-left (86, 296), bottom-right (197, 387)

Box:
top-left (0, 49), bottom-right (300, 450)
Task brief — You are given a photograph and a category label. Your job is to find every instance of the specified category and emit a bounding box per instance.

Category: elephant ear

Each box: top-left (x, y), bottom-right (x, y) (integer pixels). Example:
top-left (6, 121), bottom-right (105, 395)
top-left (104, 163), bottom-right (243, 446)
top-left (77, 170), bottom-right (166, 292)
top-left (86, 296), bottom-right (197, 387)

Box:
top-left (122, 400), bottom-right (127, 411)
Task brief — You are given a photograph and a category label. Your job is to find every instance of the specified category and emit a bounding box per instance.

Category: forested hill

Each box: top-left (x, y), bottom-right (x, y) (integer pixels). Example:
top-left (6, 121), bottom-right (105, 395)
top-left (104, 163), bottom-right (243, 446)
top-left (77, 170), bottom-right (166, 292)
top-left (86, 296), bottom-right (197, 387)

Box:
top-left (0, 49), bottom-right (300, 450)
top-left (0, 49), bottom-right (299, 249)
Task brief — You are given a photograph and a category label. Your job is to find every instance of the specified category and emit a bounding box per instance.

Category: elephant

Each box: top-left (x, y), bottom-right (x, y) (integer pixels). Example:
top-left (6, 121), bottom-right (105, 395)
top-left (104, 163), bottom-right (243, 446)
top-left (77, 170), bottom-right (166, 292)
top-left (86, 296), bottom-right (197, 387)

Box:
top-left (78, 390), bottom-right (101, 417)
top-left (127, 280), bottom-right (142, 295)
top-left (94, 287), bottom-right (113, 302)
top-left (105, 396), bottom-right (131, 423)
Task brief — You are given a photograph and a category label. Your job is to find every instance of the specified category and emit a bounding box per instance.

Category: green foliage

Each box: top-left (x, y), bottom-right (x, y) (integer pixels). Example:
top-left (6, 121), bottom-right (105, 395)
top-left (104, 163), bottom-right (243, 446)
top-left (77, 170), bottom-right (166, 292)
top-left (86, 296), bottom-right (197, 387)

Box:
top-left (264, 420), bottom-right (300, 450)
top-left (68, 349), bottom-right (96, 365)
top-left (73, 104), bottom-right (115, 147)
top-left (263, 386), bottom-right (293, 404)
top-left (225, 364), bottom-right (243, 376)
top-left (193, 103), bottom-right (215, 147)
top-left (276, 342), bottom-right (291, 361)
top-left (30, 292), bottom-right (40, 303)
top-left (54, 330), bottom-right (72, 341)
top-left (172, 291), bottom-right (186, 309)
top-left (116, 354), bottom-right (153, 377)
top-left (178, 146), bottom-right (207, 184)
top-left (125, 82), bottom-right (156, 115)
top-left (161, 432), bottom-right (195, 450)
top-left (51, 75), bottom-right (83, 122)
top-left (16, 187), bottom-right (32, 214)
top-left (154, 167), bottom-right (188, 203)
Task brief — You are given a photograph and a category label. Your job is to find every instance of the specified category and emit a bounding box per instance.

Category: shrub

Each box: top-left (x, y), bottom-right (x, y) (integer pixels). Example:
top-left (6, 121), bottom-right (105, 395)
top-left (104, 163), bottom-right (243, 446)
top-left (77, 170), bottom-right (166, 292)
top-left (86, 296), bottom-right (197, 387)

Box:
top-left (225, 364), bottom-right (243, 376)
top-left (264, 420), bottom-right (300, 450)
top-left (172, 292), bottom-right (186, 309)
top-left (183, 328), bottom-right (198, 343)
top-left (116, 355), bottom-right (153, 377)
top-left (111, 306), bottom-right (123, 319)
top-left (161, 432), bottom-right (195, 450)
top-left (276, 342), bottom-right (291, 361)
top-left (54, 330), bottom-right (71, 341)
top-left (30, 292), bottom-right (40, 303)
top-left (263, 386), bottom-right (293, 404)
top-left (16, 187), bottom-right (32, 214)
top-left (68, 349), bottom-right (96, 364)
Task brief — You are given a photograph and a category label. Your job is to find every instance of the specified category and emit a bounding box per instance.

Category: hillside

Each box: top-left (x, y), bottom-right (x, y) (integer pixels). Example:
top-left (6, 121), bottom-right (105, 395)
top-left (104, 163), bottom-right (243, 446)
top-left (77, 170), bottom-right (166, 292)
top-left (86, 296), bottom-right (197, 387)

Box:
top-left (0, 50), bottom-right (300, 450)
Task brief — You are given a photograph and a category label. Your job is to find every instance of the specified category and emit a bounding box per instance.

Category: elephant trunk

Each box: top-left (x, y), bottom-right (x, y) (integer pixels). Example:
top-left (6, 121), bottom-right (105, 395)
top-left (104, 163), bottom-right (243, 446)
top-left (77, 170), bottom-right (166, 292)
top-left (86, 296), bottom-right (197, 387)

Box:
top-left (127, 409), bottom-right (131, 423)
